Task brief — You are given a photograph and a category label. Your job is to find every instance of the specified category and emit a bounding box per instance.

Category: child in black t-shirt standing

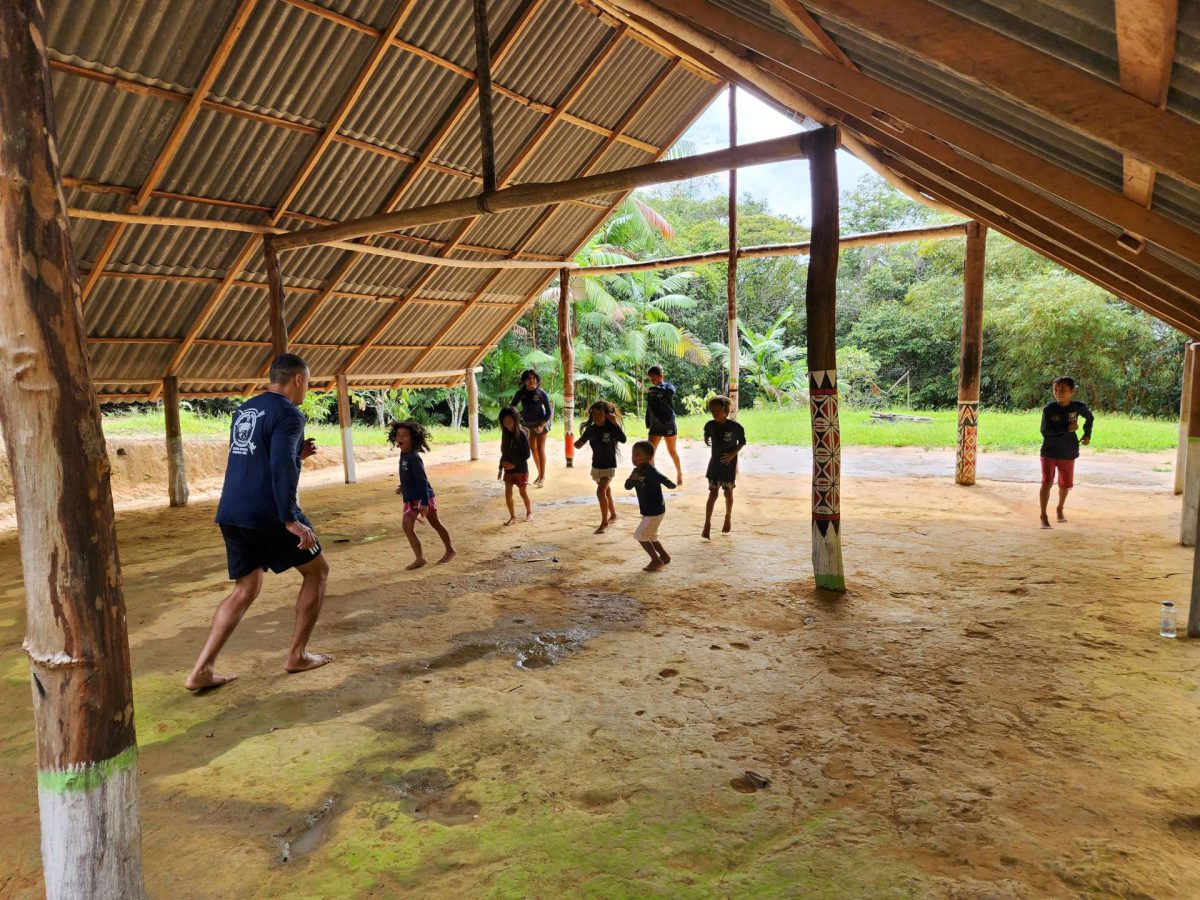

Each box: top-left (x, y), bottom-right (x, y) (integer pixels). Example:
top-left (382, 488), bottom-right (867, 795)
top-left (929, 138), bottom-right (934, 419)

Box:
top-left (645, 365), bottom-right (683, 487)
top-left (1039, 376), bottom-right (1094, 529)
top-left (388, 420), bottom-right (455, 569)
top-left (625, 440), bottom-right (676, 571)
top-left (575, 400), bottom-right (626, 534)
top-left (702, 397), bottom-right (747, 539)
top-left (499, 406), bottom-right (533, 525)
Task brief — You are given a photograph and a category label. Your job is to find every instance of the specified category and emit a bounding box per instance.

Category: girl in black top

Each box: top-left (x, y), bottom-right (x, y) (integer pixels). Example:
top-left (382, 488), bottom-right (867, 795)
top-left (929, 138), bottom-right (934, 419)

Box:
top-left (498, 406), bottom-right (533, 525)
top-left (574, 400), bottom-right (626, 533)
top-left (511, 369), bottom-right (553, 487)
top-left (387, 420), bottom-right (455, 569)
top-left (645, 365), bottom-right (683, 487)
top-left (701, 396), bottom-right (748, 539)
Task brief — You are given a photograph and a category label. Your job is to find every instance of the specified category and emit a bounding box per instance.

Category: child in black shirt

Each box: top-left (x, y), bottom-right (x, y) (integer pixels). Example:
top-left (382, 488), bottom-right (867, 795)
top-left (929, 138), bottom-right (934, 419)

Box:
top-left (499, 406), bottom-right (533, 525)
top-left (1039, 376), bottom-right (1094, 528)
top-left (625, 440), bottom-right (676, 571)
top-left (702, 397), bottom-right (747, 539)
top-left (388, 420), bottom-right (455, 569)
top-left (511, 369), bottom-right (552, 487)
top-left (574, 400), bottom-right (626, 533)
top-left (645, 365), bottom-right (683, 486)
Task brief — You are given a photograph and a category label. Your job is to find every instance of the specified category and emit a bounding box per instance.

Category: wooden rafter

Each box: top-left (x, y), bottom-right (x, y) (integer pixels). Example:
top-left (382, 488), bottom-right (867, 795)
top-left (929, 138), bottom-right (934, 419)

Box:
top-left (768, 0), bottom-right (856, 69)
top-left (78, 0), bottom-right (256, 303)
top-left (1115, 0), bottom-right (1179, 207)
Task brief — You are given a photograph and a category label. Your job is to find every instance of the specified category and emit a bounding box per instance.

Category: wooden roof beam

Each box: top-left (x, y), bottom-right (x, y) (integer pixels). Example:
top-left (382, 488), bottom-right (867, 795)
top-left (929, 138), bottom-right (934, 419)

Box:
top-left (1115, 0), bottom-right (1179, 207)
top-left (768, 0), bottom-right (856, 69)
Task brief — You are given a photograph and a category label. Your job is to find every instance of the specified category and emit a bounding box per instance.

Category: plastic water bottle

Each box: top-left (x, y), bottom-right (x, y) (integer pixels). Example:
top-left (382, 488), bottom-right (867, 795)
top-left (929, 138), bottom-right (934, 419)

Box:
top-left (1160, 601), bottom-right (1177, 639)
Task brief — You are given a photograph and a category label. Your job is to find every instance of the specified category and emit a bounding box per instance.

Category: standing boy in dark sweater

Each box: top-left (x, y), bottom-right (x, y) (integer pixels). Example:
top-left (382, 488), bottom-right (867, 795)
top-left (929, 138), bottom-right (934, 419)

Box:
top-left (1039, 376), bottom-right (1094, 528)
top-left (625, 440), bottom-right (677, 571)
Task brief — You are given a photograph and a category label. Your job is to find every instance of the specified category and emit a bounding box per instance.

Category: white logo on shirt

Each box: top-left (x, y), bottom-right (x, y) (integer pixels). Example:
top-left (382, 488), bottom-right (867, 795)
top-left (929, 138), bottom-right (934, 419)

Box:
top-left (231, 408), bottom-right (262, 456)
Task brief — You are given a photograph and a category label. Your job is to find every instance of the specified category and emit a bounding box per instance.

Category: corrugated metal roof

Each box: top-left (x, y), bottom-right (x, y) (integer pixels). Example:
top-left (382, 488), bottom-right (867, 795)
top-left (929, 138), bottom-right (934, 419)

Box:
top-left (45, 0), bottom-right (719, 399)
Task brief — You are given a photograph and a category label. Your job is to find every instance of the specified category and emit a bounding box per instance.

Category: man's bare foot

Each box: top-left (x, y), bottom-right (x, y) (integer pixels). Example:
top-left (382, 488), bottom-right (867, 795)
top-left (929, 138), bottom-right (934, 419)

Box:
top-left (659, 552), bottom-right (671, 565)
top-left (594, 522), bottom-right (608, 534)
top-left (437, 549), bottom-right (456, 564)
top-left (1040, 514), bottom-right (1052, 529)
top-left (406, 557), bottom-right (427, 570)
top-left (702, 525), bottom-right (711, 540)
top-left (1056, 508), bottom-right (1068, 523)
top-left (285, 652), bottom-right (333, 673)
top-left (643, 560), bottom-right (665, 572)
top-left (185, 670), bottom-right (237, 692)
top-left (504, 516), bottom-right (517, 526)
top-left (722, 518), bottom-right (732, 534)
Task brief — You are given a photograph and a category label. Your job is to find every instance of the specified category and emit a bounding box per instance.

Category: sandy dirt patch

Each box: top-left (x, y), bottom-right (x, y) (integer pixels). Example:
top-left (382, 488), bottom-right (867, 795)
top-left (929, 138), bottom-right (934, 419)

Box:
top-left (0, 442), bottom-right (1198, 898)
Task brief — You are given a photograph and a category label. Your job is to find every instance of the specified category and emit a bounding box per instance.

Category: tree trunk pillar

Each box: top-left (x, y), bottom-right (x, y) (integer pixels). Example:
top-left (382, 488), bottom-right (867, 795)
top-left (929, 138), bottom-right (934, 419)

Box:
top-left (163, 376), bottom-right (189, 506)
top-left (956, 221), bottom-right (987, 485)
top-left (727, 85), bottom-right (740, 415)
top-left (559, 269), bottom-right (576, 467)
top-left (263, 235), bottom-right (288, 358)
top-left (805, 126), bottom-right (845, 592)
top-left (0, 3), bottom-right (147, 895)
top-left (1182, 351), bottom-right (1200, 545)
top-left (1176, 341), bottom-right (1195, 495)
top-left (467, 368), bottom-right (480, 461)
top-left (336, 374), bottom-right (355, 484)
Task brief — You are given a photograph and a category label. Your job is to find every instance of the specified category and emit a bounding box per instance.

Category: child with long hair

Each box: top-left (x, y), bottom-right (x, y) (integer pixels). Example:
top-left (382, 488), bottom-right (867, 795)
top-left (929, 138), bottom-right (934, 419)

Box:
top-left (701, 397), bottom-right (747, 539)
top-left (388, 420), bottom-right (455, 569)
top-left (512, 369), bottom-right (552, 487)
top-left (625, 439), bottom-right (676, 571)
top-left (574, 400), bottom-right (626, 533)
top-left (645, 364), bottom-right (683, 486)
top-left (498, 406), bottom-right (533, 525)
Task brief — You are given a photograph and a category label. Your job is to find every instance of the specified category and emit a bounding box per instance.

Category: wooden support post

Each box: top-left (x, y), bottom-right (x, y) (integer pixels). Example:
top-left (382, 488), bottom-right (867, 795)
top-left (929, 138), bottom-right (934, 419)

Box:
top-left (0, 3), bottom-right (147, 895)
top-left (1189, 517), bottom-right (1200, 638)
top-left (956, 221), bottom-right (987, 485)
top-left (263, 235), bottom-right (288, 357)
top-left (559, 269), bottom-right (576, 467)
top-left (805, 126), bottom-right (845, 592)
top-left (163, 376), bottom-right (189, 506)
top-left (336, 374), bottom-right (355, 484)
top-left (466, 368), bottom-right (480, 461)
top-left (727, 85), bottom-right (740, 415)
top-left (1183, 348), bottom-right (1200, 545)
top-left (473, 0), bottom-right (497, 195)
top-left (1176, 341), bottom-right (1195, 495)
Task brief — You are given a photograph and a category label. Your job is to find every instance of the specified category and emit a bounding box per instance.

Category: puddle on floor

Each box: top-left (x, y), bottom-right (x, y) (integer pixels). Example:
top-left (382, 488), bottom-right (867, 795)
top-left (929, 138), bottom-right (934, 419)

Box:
top-left (390, 768), bottom-right (480, 826)
top-left (274, 796), bottom-right (338, 862)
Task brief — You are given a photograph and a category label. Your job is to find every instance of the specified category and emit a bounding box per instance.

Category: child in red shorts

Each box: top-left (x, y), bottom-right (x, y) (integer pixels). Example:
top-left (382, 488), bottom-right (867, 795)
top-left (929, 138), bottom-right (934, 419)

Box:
top-left (1039, 376), bottom-right (1093, 528)
top-left (499, 406), bottom-right (533, 525)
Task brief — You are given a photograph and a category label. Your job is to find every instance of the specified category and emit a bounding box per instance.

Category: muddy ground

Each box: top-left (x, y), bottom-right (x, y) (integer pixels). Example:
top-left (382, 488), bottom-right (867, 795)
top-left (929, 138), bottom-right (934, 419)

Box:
top-left (2, 441), bottom-right (1200, 898)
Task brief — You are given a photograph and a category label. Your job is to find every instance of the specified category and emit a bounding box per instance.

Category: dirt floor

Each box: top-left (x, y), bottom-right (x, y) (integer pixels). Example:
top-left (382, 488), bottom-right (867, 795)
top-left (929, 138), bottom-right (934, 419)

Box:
top-left (2, 440), bottom-right (1200, 898)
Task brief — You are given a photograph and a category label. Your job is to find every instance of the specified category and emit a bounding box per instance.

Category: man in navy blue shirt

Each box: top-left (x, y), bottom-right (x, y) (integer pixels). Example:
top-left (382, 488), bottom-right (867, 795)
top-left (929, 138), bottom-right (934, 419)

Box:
top-left (186, 354), bottom-right (331, 691)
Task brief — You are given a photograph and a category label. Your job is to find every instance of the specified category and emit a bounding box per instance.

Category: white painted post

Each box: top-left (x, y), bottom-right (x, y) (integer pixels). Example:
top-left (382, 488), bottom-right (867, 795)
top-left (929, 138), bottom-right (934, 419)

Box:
top-left (1176, 341), bottom-right (1195, 495)
top-left (336, 374), bottom-right (355, 484)
top-left (467, 368), bottom-right (480, 461)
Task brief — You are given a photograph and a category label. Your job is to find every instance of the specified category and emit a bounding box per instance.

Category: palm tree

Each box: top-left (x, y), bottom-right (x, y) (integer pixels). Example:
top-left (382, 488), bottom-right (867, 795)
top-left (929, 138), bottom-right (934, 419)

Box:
top-left (710, 306), bottom-right (808, 406)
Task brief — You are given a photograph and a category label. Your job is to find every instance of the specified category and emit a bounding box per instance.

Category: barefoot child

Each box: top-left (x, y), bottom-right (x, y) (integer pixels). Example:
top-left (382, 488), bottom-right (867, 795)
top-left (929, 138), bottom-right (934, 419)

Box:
top-left (625, 440), bottom-right (676, 571)
top-left (512, 369), bottom-right (552, 486)
top-left (1038, 376), bottom-right (1093, 528)
top-left (499, 406), bottom-right (533, 524)
top-left (702, 397), bottom-right (747, 539)
top-left (388, 420), bottom-right (455, 569)
top-left (575, 400), bottom-right (626, 533)
top-left (645, 365), bottom-right (683, 486)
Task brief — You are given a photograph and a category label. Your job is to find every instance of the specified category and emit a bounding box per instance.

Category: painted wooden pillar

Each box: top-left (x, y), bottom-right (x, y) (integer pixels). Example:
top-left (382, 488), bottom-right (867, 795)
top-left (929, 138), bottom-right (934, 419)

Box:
top-left (263, 235), bottom-right (288, 358)
top-left (336, 374), bottom-right (355, 484)
top-left (727, 85), bottom-right (740, 415)
top-left (956, 221), bottom-right (987, 485)
top-left (559, 269), bottom-right (576, 467)
top-left (1176, 341), bottom-right (1195, 495)
top-left (163, 376), bottom-right (189, 506)
top-left (467, 367), bottom-right (480, 461)
top-left (0, 3), bottom-right (147, 895)
top-left (805, 126), bottom-right (845, 592)
top-left (1182, 353), bottom-right (1200, 545)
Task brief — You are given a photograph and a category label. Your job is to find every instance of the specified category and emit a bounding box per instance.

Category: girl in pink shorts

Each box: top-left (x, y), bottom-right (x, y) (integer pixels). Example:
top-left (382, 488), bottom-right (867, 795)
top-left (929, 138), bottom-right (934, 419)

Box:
top-left (389, 420), bottom-right (455, 569)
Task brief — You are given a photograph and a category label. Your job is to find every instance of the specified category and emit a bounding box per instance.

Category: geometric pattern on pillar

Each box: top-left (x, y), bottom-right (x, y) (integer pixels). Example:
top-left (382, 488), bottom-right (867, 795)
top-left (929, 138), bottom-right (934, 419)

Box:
top-left (809, 368), bottom-right (845, 590)
top-left (955, 401), bottom-right (978, 485)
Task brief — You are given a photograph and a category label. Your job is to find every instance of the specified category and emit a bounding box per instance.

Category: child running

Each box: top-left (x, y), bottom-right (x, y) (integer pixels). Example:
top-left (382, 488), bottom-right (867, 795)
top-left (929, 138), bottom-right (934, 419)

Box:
top-left (645, 365), bottom-right (683, 486)
top-left (499, 406), bottom-right (533, 525)
top-left (388, 420), bottom-right (455, 569)
top-left (1039, 376), bottom-right (1094, 528)
top-left (702, 397), bottom-right (747, 539)
top-left (625, 439), bottom-right (676, 571)
top-left (575, 400), bottom-right (626, 533)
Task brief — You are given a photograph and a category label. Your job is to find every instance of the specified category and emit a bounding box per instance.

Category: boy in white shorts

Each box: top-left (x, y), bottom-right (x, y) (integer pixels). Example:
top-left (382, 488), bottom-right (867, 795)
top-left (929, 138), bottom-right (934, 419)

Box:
top-left (624, 440), bottom-right (676, 571)
top-left (575, 400), bottom-right (626, 534)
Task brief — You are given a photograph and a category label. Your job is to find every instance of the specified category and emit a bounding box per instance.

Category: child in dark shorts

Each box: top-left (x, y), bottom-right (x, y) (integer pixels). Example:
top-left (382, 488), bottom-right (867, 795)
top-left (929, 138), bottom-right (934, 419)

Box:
top-left (645, 364), bottom-right (683, 486)
top-left (388, 420), bottom-right (455, 569)
top-left (702, 396), bottom-right (747, 539)
top-left (499, 406), bottom-right (533, 525)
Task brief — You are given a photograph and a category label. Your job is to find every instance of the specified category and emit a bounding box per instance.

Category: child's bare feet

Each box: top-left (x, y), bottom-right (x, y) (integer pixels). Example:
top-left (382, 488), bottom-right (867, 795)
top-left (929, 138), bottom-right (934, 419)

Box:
top-left (285, 652), bottom-right (332, 674)
top-left (594, 522), bottom-right (608, 534)
top-left (1040, 514), bottom-right (1052, 529)
top-left (437, 549), bottom-right (456, 564)
top-left (504, 516), bottom-right (517, 526)
top-left (643, 559), bottom-right (665, 572)
top-left (658, 552), bottom-right (671, 565)
top-left (1056, 508), bottom-right (1067, 523)
top-left (722, 518), bottom-right (732, 534)
top-left (406, 557), bottom-right (427, 570)
top-left (701, 525), bottom-right (711, 540)
top-left (185, 670), bottom-right (236, 692)
top-left (524, 513), bottom-right (533, 522)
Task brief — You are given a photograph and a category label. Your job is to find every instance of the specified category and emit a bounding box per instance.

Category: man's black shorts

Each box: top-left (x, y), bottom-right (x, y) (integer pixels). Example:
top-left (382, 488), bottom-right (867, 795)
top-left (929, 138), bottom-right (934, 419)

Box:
top-left (219, 515), bottom-right (323, 579)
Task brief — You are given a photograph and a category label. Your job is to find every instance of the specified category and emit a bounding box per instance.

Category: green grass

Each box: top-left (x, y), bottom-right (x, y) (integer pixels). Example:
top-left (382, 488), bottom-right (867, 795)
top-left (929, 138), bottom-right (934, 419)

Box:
top-left (100, 407), bottom-right (1178, 454)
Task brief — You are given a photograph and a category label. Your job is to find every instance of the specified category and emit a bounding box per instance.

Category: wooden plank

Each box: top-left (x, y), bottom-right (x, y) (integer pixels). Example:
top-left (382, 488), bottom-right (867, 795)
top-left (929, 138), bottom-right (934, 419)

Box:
top-left (473, 0), bottom-right (498, 194)
top-left (727, 83), bottom-right (740, 414)
top-left (0, 3), bottom-right (145, 894)
top-left (769, 0), bottom-right (857, 69)
top-left (955, 221), bottom-right (986, 486)
top-left (1115, 0), bottom-right (1178, 207)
